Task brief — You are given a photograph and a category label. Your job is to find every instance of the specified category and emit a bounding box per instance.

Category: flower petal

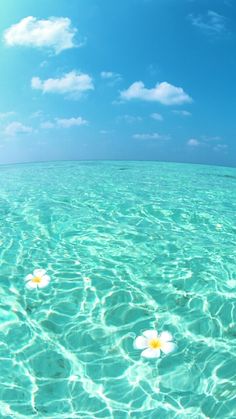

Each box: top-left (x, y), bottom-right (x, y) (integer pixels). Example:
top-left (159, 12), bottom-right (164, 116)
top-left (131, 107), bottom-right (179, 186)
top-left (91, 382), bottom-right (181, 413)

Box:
top-left (141, 348), bottom-right (160, 358)
top-left (24, 274), bottom-right (33, 282)
top-left (134, 336), bottom-right (148, 350)
top-left (26, 281), bottom-right (38, 289)
top-left (143, 330), bottom-right (157, 340)
top-left (159, 331), bottom-right (173, 342)
top-left (42, 275), bottom-right (51, 283)
top-left (37, 277), bottom-right (50, 288)
top-left (33, 269), bottom-right (46, 278)
top-left (161, 341), bottom-right (177, 354)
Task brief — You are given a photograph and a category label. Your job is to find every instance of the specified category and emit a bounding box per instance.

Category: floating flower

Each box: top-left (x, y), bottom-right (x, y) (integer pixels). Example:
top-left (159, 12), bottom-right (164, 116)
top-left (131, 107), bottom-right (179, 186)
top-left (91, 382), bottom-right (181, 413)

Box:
top-left (134, 329), bottom-right (176, 358)
top-left (25, 269), bottom-right (51, 289)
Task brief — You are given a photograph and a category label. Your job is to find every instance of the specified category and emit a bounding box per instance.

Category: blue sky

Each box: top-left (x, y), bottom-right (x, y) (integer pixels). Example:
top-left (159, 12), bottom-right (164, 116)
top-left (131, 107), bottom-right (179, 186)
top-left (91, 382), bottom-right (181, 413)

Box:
top-left (0, 0), bottom-right (235, 166)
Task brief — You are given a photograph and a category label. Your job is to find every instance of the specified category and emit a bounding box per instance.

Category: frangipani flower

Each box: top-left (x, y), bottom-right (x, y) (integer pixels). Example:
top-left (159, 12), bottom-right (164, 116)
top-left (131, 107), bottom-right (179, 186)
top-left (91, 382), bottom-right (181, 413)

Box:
top-left (134, 329), bottom-right (176, 358)
top-left (25, 269), bottom-right (51, 289)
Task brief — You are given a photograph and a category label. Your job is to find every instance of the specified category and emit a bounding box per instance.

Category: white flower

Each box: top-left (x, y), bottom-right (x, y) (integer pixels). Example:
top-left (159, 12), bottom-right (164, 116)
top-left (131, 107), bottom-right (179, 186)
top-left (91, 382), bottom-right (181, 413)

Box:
top-left (24, 269), bottom-right (51, 289)
top-left (134, 329), bottom-right (176, 358)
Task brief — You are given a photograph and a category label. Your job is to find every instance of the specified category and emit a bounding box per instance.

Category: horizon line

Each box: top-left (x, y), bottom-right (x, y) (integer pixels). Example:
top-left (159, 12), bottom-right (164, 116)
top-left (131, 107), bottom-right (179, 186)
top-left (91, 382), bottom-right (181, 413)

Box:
top-left (0, 158), bottom-right (235, 170)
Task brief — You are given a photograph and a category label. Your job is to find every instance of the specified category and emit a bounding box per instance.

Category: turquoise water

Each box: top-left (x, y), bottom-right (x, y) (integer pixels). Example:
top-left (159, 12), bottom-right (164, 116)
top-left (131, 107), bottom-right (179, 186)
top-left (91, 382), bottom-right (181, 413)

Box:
top-left (0, 161), bottom-right (235, 418)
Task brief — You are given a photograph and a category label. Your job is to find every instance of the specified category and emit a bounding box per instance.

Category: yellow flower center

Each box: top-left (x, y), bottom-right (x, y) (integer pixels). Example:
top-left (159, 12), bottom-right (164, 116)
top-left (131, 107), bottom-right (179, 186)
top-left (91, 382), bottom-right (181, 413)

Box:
top-left (148, 338), bottom-right (162, 350)
top-left (32, 276), bottom-right (42, 284)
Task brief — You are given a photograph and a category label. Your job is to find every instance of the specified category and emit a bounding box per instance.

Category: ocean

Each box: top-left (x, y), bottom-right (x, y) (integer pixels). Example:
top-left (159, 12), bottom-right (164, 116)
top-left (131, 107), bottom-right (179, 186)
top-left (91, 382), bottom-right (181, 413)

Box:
top-left (0, 161), bottom-right (235, 418)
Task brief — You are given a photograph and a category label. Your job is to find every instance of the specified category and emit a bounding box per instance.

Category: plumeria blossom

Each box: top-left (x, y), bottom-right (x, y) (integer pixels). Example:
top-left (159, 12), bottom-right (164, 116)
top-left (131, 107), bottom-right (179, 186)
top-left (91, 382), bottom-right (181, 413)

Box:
top-left (134, 329), bottom-right (176, 358)
top-left (25, 269), bottom-right (51, 289)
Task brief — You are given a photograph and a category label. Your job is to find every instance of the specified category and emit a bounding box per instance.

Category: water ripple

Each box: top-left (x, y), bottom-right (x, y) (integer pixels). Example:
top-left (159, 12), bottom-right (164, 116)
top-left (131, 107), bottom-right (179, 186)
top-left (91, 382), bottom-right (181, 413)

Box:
top-left (0, 161), bottom-right (235, 418)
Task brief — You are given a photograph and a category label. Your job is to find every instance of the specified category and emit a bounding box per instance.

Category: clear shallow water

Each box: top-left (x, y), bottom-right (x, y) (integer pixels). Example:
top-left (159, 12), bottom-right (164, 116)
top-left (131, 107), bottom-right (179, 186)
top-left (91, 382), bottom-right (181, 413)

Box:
top-left (0, 160), bottom-right (235, 419)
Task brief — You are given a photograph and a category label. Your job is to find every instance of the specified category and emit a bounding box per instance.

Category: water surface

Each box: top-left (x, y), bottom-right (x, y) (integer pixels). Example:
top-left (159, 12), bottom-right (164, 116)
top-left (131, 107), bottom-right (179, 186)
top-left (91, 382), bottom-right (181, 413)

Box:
top-left (0, 161), bottom-right (235, 418)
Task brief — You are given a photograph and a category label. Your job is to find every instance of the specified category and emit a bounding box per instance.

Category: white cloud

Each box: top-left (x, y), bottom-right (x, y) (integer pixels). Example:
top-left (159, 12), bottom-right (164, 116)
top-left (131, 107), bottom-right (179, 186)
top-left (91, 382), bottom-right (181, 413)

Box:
top-left (133, 132), bottom-right (168, 140)
top-left (187, 136), bottom-right (228, 152)
top-left (213, 144), bottom-right (228, 152)
top-left (0, 111), bottom-right (15, 119)
top-left (173, 110), bottom-right (191, 116)
top-left (4, 121), bottom-right (33, 136)
top-left (202, 135), bottom-right (221, 142)
top-left (118, 114), bottom-right (143, 123)
top-left (41, 116), bottom-right (88, 129)
top-left (187, 138), bottom-right (200, 146)
top-left (31, 110), bottom-right (43, 119)
top-left (121, 81), bottom-right (192, 105)
top-left (101, 71), bottom-right (117, 79)
top-left (4, 16), bottom-right (77, 54)
top-left (150, 112), bottom-right (163, 121)
top-left (40, 60), bottom-right (48, 68)
top-left (189, 10), bottom-right (226, 35)
top-left (100, 71), bottom-right (122, 84)
top-left (56, 117), bottom-right (88, 127)
top-left (40, 121), bottom-right (55, 129)
top-left (31, 71), bottom-right (94, 97)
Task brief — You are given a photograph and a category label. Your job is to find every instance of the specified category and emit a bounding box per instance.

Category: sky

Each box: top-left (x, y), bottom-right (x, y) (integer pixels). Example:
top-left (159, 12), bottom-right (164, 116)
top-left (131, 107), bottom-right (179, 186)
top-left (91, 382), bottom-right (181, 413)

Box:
top-left (0, 0), bottom-right (235, 167)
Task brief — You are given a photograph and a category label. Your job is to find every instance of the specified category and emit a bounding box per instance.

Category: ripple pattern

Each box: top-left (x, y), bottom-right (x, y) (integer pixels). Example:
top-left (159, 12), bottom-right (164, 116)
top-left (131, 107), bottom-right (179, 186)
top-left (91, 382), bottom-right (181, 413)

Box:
top-left (0, 161), bottom-right (235, 418)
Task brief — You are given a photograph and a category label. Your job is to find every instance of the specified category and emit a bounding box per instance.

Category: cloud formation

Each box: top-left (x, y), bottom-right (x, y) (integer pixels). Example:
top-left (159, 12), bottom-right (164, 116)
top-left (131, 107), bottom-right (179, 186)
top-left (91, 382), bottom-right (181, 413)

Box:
top-left (117, 114), bottom-right (143, 124)
top-left (150, 113), bottom-right (163, 121)
top-left (189, 10), bottom-right (226, 35)
top-left (100, 130), bottom-right (109, 135)
top-left (40, 121), bottom-right (55, 129)
top-left (31, 71), bottom-right (94, 97)
top-left (56, 117), bottom-right (88, 128)
top-left (187, 137), bottom-right (228, 152)
top-left (133, 132), bottom-right (168, 140)
top-left (4, 16), bottom-right (77, 54)
top-left (41, 116), bottom-right (88, 129)
top-left (173, 110), bottom-right (191, 116)
top-left (187, 138), bottom-right (200, 146)
top-left (121, 81), bottom-right (192, 105)
top-left (4, 121), bottom-right (33, 136)
top-left (0, 111), bottom-right (15, 119)
top-left (100, 71), bottom-right (122, 84)
top-left (213, 144), bottom-right (228, 152)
